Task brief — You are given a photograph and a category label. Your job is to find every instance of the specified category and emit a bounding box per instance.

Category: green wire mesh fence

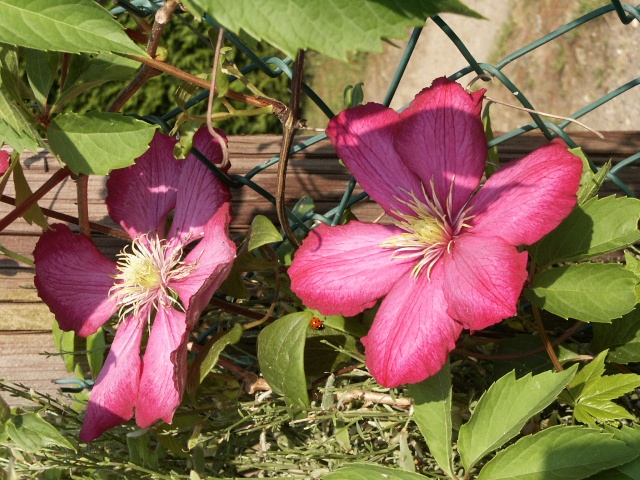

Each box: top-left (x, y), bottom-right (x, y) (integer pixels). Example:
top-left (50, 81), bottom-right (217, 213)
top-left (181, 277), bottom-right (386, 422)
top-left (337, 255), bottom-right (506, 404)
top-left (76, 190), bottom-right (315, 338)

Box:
top-left (115, 0), bottom-right (640, 227)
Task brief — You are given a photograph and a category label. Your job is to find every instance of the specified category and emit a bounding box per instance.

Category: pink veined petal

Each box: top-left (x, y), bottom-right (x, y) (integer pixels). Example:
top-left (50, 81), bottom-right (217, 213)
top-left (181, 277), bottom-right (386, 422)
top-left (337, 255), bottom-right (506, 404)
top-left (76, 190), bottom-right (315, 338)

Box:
top-left (395, 78), bottom-right (487, 214)
top-left (361, 262), bottom-right (463, 388)
top-left (135, 305), bottom-right (188, 428)
top-left (289, 221), bottom-right (415, 317)
top-left (79, 310), bottom-right (146, 442)
top-left (0, 150), bottom-right (9, 175)
top-left (442, 233), bottom-right (528, 331)
top-left (34, 224), bottom-right (118, 337)
top-left (469, 139), bottom-right (583, 246)
top-left (107, 131), bottom-right (181, 239)
top-left (326, 103), bottom-right (424, 218)
top-left (170, 202), bottom-right (235, 319)
top-left (167, 127), bottom-right (232, 245)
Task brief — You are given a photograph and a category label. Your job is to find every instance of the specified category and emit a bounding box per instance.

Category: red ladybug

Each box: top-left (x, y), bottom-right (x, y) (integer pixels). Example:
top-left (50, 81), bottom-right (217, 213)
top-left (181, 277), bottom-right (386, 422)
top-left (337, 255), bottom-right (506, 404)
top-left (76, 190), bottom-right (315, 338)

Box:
top-left (309, 317), bottom-right (325, 330)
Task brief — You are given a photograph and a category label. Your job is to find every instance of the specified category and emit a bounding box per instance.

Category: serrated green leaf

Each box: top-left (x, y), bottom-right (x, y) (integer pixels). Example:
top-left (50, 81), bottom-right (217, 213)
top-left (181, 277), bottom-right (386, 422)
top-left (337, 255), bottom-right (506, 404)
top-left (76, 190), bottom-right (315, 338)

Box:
top-left (566, 351), bottom-right (607, 400)
top-left (477, 426), bottom-right (637, 480)
top-left (571, 147), bottom-right (610, 205)
top-left (54, 53), bottom-right (139, 109)
top-left (533, 196), bottom-right (640, 267)
top-left (0, 0), bottom-right (145, 55)
top-left (196, 0), bottom-right (482, 60)
top-left (458, 367), bottom-right (577, 471)
top-left (12, 161), bottom-right (48, 229)
top-left (187, 323), bottom-right (243, 395)
top-left (625, 251), bottom-right (640, 278)
top-left (526, 263), bottom-right (638, 323)
top-left (47, 112), bottom-right (157, 175)
top-left (592, 308), bottom-right (640, 363)
top-left (408, 361), bottom-right (454, 477)
top-left (581, 373), bottom-right (640, 401)
top-left (248, 215), bottom-right (283, 251)
top-left (52, 321), bottom-right (76, 373)
top-left (574, 401), bottom-right (635, 426)
top-left (257, 311), bottom-right (310, 407)
top-left (322, 463), bottom-right (433, 480)
top-left (86, 328), bottom-right (106, 379)
top-left (596, 427), bottom-right (640, 479)
top-left (24, 49), bottom-right (59, 108)
top-left (7, 413), bottom-right (75, 453)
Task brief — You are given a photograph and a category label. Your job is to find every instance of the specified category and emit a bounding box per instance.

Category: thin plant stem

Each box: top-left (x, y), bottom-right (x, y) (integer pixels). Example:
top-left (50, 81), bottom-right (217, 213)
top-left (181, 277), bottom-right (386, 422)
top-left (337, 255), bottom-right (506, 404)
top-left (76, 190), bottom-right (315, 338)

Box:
top-left (276, 50), bottom-right (305, 248)
top-left (75, 174), bottom-right (91, 238)
top-left (0, 166), bottom-right (71, 233)
top-left (533, 303), bottom-right (563, 371)
top-left (206, 25), bottom-right (230, 169)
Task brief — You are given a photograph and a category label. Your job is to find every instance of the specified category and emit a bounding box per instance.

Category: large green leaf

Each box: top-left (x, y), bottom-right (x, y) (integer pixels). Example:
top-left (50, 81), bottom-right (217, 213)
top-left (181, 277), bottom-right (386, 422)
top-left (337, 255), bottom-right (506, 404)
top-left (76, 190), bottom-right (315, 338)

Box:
top-left (533, 196), bottom-right (640, 267)
top-left (595, 427), bottom-right (640, 479)
top-left (323, 464), bottom-right (432, 480)
top-left (47, 112), bottom-right (157, 175)
top-left (0, 87), bottom-right (41, 152)
top-left (189, 0), bottom-right (482, 60)
top-left (526, 263), bottom-right (638, 323)
top-left (6, 413), bottom-right (76, 453)
top-left (408, 361), bottom-right (454, 477)
top-left (477, 426), bottom-right (638, 480)
top-left (592, 308), bottom-right (640, 363)
top-left (457, 367), bottom-right (577, 471)
top-left (257, 311), bottom-right (311, 407)
top-left (0, 0), bottom-right (145, 55)
top-left (571, 146), bottom-right (610, 205)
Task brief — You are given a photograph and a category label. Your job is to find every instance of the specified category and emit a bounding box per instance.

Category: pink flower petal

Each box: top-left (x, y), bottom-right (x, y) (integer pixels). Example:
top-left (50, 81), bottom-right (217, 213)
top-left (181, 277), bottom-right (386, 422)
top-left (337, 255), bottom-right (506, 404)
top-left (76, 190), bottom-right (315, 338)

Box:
top-left (442, 234), bottom-right (528, 331)
top-left (167, 127), bottom-right (231, 245)
top-left (135, 306), bottom-right (188, 428)
top-left (34, 224), bottom-right (118, 337)
top-left (289, 221), bottom-right (415, 317)
top-left (80, 311), bottom-right (146, 442)
top-left (107, 132), bottom-right (181, 239)
top-left (362, 263), bottom-right (462, 388)
top-left (0, 150), bottom-right (9, 175)
top-left (395, 78), bottom-right (486, 214)
top-left (469, 140), bottom-right (583, 246)
top-left (326, 103), bottom-right (423, 217)
top-left (170, 203), bottom-right (235, 319)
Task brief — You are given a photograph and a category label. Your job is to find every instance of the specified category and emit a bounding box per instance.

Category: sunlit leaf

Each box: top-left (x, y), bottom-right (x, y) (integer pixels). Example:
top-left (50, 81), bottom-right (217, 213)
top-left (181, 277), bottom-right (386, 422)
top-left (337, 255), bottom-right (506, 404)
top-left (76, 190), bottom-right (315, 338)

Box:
top-left (458, 367), bottom-right (577, 471)
top-left (0, 0), bottom-right (145, 55)
top-left (6, 413), bottom-right (76, 453)
top-left (526, 263), bottom-right (638, 323)
top-left (48, 112), bottom-right (156, 175)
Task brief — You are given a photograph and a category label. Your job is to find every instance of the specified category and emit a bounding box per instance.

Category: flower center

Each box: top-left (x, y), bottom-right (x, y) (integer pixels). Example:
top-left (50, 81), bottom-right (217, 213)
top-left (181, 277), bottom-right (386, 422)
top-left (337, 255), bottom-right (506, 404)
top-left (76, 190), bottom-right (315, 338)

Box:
top-left (380, 179), bottom-right (473, 278)
top-left (109, 234), bottom-right (196, 322)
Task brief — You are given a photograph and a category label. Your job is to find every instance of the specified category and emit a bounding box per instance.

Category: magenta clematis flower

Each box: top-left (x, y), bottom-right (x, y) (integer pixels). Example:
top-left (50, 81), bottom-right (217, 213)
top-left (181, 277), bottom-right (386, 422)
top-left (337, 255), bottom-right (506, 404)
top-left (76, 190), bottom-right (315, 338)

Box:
top-left (34, 127), bottom-right (236, 442)
top-left (289, 78), bottom-right (583, 388)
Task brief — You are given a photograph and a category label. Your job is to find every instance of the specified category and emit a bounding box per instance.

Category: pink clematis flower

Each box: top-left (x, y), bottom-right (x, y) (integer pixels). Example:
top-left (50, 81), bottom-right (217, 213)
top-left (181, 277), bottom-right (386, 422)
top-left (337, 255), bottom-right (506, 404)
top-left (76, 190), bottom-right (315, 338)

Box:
top-left (34, 127), bottom-right (236, 442)
top-left (289, 78), bottom-right (583, 388)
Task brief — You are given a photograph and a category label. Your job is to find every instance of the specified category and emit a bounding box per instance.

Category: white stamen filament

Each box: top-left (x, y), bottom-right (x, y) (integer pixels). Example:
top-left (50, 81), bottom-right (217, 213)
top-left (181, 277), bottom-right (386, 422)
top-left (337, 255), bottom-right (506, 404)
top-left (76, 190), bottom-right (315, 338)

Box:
top-left (109, 234), bottom-right (197, 322)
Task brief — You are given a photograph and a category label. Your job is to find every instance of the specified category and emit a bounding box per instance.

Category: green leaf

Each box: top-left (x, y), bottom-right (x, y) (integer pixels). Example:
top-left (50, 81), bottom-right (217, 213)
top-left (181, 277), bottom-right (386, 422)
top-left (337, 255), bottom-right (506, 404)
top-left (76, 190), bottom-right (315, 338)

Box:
top-left (321, 313), bottom-right (369, 338)
top-left (526, 263), bottom-right (638, 323)
top-left (303, 322), bottom-right (357, 378)
top-left (408, 361), bottom-right (454, 477)
top-left (54, 53), bottom-right (139, 109)
top-left (194, 0), bottom-right (482, 60)
top-left (12, 160), bottom-right (48, 229)
top-left (7, 413), bottom-right (76, 453)
top-left (574, 402), bottom-right (635, 426)
top-left (478, 426), bottom-right (638, 480)
top-left (592, 308), bottom-right (640, 363)
top-left (257, 311), bottom-right (311, 407)
top-left (86, 328), bottom-right (106, 379)
top-left (322, 463), bottom-right (433, 480)
top-left (458, 367), bottom-right (577, 471)
top-left (187, 323), bottom-right (243, 395)
top-left (595, 427), bottom-right (640, 479)
top-left (0, 394), bottom-right (9, 424)
top-left (0, 0), bottom-right (145, 55)
top-left (52, 321), bottom-right (76, 373)
top-left (47, 112), bottom-right (157, 175)
top-left (248, 215), bottom-right (283, 251)
top-left (572, 145), bottom-right (610, 205)
top-left (344, 83), bottom-right (364, 109)
top-left (24, 49), bottom-right (59, 108)
top-left (0, 87), bottom-right (41, 152)
top-left (533, 196), bottom-right (640, 267)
